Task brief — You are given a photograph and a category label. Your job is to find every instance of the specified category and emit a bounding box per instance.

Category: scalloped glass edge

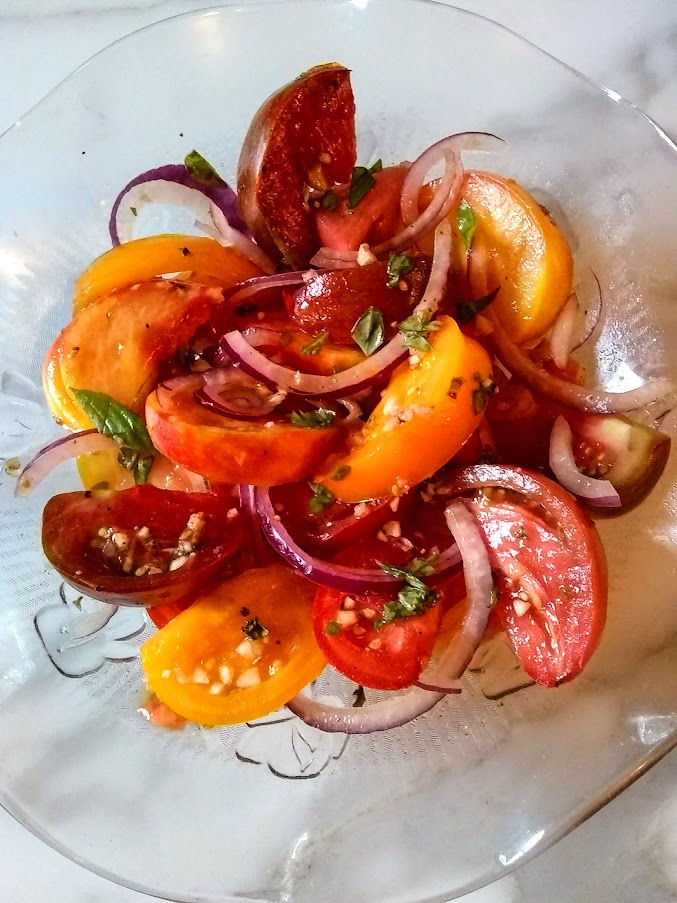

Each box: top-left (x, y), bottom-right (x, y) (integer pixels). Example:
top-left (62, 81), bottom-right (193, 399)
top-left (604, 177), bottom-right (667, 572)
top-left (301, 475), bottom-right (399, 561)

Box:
top-left (0, 1), bottom-right (676, 901)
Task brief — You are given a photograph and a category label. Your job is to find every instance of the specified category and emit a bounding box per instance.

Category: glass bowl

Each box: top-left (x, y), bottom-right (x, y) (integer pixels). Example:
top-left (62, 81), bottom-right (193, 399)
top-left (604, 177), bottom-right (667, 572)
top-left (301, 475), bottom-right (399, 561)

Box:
top-left (1, 1), bottom-right (676, 900)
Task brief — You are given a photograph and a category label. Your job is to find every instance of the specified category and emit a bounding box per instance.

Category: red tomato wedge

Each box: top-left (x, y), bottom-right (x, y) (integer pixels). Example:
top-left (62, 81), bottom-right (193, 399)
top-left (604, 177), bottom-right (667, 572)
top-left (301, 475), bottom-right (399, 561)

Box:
top-left (42, 485), bottom-right (244, 607)
top-left (441, 465), bottom-right (607, 687)
top-left (286, 257), bottom-right (430, 344)
top-left (312, 541), bottom-right (443, 690)
top-left (315, 164), bottom-right (407, 251)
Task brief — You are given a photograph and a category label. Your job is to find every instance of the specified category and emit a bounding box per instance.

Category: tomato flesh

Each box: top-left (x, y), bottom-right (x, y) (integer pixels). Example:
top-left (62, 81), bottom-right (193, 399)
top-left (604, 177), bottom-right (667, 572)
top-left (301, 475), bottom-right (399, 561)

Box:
top-left (42, 484), bottom-right (244, 607)
top-left (441, 465), bottom-right (607, 686)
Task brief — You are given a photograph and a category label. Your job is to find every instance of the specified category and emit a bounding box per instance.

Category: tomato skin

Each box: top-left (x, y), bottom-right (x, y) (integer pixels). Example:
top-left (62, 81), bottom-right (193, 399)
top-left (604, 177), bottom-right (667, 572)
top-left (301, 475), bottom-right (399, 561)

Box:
top-left (42, 485), bottom-right (244, 607)
top-left (441, 465), bottom-right (607, 686)
top-left (141, 564), bottom-right (327, 726)
top-left (486, 381), bottom-right (671, 511)
top-left (237, 64), bottom-right (356, 268)
top-left (312, 541), bottom-right (442, 690)
top-left (315, 165), bottom-right (407, 251)
top-left (286, 257), bottom-right (430, 344)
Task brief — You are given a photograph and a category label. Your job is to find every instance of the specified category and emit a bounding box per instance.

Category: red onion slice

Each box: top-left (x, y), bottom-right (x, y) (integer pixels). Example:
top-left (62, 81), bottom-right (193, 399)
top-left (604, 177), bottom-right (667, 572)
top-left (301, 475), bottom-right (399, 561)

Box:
top-left (549, 416), bottom-right (621, 507)
top-left (413, 220), bottom-right (452, 318)
top-left (208, 202), bottom-right (277, 275)
top-left (196, 366), bottom-right (285, 420)
top-left (220, 330), bottom-right (408, 399)
top-left (489, 311), bottom-right (674, 413)
top-left (400, 131), bottom-right (506, 225)
top-left (109, 164), bottom-right (247, 246)
top-left (224, 271), bottom-right (310, 310)
top-left (285, 499), bottom-right (491, 734)
top-left (549, 294), bottom-right (578, 370)
top-left (16, 430), bottom-right (117, 496)
top-left (238, 484), bottom-right (272, 566)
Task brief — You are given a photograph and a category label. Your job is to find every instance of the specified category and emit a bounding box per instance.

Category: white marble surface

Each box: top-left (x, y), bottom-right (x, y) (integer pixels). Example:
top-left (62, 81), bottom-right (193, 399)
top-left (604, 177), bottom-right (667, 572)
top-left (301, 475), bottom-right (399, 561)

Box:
top-left (1, 1), bottom-right (677, 901)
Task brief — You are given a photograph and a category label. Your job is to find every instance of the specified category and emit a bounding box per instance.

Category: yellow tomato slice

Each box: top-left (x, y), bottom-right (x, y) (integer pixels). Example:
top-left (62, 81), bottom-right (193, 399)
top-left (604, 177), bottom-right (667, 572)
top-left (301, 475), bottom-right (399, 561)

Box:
top-left (461, 172), bottom-right (573, 344)
top-left (73, 235), bottom-right (262, 312)
top-left (141, 564), bottom-right (326, 726)
top-left (319, 316), bottom-right (493, 503)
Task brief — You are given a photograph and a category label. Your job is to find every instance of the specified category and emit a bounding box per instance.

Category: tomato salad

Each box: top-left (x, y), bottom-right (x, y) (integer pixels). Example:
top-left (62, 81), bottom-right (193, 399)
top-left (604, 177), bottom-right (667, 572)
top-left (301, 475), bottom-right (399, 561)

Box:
top-left (19, 63), bottom-right (673, 734)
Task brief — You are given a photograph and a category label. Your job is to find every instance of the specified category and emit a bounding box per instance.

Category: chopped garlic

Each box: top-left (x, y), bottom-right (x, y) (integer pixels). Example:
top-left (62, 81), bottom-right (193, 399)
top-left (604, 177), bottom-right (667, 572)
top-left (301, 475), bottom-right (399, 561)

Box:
top-left (219, 665), bottom-right (233, 685)
top-left (192, 667), bottom-right (210, 685)
top-left (236, 666), bottom-right (261, 688)
top-left (209, 682), bottom-right (224, 695)
top-left (356, 243), bottom-right (376, 266)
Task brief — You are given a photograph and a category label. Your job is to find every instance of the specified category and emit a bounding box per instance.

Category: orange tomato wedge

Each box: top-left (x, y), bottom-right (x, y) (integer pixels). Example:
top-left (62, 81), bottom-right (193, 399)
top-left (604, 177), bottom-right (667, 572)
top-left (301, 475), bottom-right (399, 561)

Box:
top-left (73, 235), bottom-right (262, 312)
top-left (141, 564), bottom-right (326, 726)
top-left (319, 316), bottom-right (493, 503)
top-left (460, 172), bottom-right (573, 344)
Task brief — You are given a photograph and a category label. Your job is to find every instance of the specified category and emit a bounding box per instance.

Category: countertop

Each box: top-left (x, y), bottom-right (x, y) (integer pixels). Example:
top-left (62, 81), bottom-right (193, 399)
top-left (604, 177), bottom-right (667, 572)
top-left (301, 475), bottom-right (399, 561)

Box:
top-left (1, 1), bottom-right (676, 901)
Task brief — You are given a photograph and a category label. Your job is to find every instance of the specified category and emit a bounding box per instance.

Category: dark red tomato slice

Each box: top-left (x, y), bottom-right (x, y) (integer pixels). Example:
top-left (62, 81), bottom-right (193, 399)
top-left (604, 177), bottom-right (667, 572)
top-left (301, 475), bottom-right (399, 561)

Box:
top-left (42, 484), bottom-right (245, 607)
top-left (312, 540), bottom-right (443, 690)
top-left (315, 165), bottom-right (407, 252)
top-left (442, 465), bottom-right (607, 687)
top-left (486, 380), bottom-right (671, 511)
top-left (286, 257), bottom-right (430, 345)
top-left (269, 482), bottom-right (415, 554)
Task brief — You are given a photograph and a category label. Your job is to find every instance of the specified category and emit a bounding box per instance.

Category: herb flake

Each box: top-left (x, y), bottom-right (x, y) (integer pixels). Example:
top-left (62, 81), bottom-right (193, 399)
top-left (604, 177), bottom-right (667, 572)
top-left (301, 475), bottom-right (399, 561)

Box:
top-left (352, 685), bottom-right (366, 707)
top-left (289, 408), bottom-right (336, 429)
top-left (242, 617), bottom-right (269, 641)
top-left (456, 286), bottom-right (500, 326)
top-left (348, 159), bottom-right (382, 209)
top-left (301, 331), bottom-right (329, 356)
top-left (308, 482), bottom-right (335, 514)
top-left (320, 190), bottom-right (338, 210)
top-left (324, 620), bottom-right (341, 636)
top-left (398, 312), bottom-right (439, 353)
top-left (457, 199), bottom-right (477, 251)
top-left (375, 557), bottom-right (440, 627)
top-left (351, 307), bottom-right (384, 356)
top-left (184, 149), bottom-right (226, 187)
top-left (386, 252), bottom-right (414, 289)
top-left (471, 373), bottom-right (497, 415)
top-left (330, 464), bottom-right (351, 482)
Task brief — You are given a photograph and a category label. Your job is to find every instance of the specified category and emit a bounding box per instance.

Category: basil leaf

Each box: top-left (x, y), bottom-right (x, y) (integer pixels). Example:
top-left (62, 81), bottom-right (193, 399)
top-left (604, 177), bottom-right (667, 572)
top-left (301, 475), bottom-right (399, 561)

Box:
top-left (184, 149), bottom-right (226, 187)
top-left (242, 617), bottom-right (269, 641)
top-left (308, 481), bottom-right (334, 514)
top-left (348, 159), bottom-right (382, 209)
top-left (386, 252), bottom-right (414, 289)
top-left (456, 286), bottom-right (500, 325)
top-left (375, 557), bottom-right (440, 627)
top-left (301, 331), bottom-right (329, 356)
top-left (471, 373), bottom-right (497, 415)
top-left (397, 312), bottom-right (439, 353)
top-left (351, 307), bottom-right (384, 356)
top-left (117, 447), bottom-right (154, 485)
top-left (330, 464), bottom-right (351, 481)
top-left (72, 389), bottom-right (155, 453)
top-left (290, 409), bottom-right (336, 429)
top-left (457, 199), bottom-right (477, 251)
top-left (321, 190), bottom-right (338, 210)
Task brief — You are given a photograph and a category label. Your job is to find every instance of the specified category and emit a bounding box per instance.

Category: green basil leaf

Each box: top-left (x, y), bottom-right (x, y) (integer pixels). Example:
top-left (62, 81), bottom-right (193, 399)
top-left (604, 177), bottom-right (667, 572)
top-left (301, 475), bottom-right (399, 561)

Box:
top-left (320, 190), bottom-right (338, 210)
top-left (351, 307), bottom-right (384, 356)
top-left (308, 481), bottom-right (335, 514)
top-left (375, 557), bottom-right (440, 627)
top-left (471, 373), bottom-right (497, 415)
top-left (117, 447), bottom-right (154, 485)
top-left (330, 464), bottom-right (352, 482)
top-left (289, 409), bottom-right (336, 429)
top-left (397, 312), bottom-right (439, 353)
top-left (457, 199), bottom-right (477, 251)
top-left (72, 389), bottom-right (154, 453)
top-left (301, 331), bottom-right (329, 356)
top-left (456, 286), bottom-right (500, 325)
top-left (184, 149), bottom-right (226, 187)
top-left (348, 159), bottom-right (382, 209)
top-left (386, 252), bottom-right (414, 289)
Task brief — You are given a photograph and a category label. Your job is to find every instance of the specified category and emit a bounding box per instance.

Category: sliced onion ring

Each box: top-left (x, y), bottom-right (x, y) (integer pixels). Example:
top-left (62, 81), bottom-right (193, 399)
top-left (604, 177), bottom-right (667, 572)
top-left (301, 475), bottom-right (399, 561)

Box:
top-left (196, 367), bottom-right (285, 420)
top-left (549, 416), bottom-right (621, 507)
top-left (237, 484), bottom-right (271, 567)
top-left (224, 271), bottom-right (310, 310)
top-left (109, 164), bottom-right (247, 246)
top-left (16, 430), bottom-right (117, 496)
top-left (489, 310), bottom-right (674, 413)
top-left (549, 294), bottom-right (578, 371)
top-left (208, 202), bottom-right (278, 275)
top-left (400, 131), bottom-right (506, 226)
top-left (254, 485), bottom-right (460, 593)
top-left (286, 499), bottom-right (491, 733)
top-left (413, 220), bottom-right (452, 317)
top-left (220, 330), bottom-right (408, 398)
